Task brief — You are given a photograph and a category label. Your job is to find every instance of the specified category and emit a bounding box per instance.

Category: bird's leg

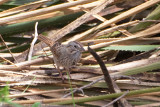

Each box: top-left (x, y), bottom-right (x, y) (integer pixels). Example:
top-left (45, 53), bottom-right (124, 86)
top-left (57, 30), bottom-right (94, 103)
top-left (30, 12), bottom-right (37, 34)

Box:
top-left (57, 66), bottom-right (64, 81)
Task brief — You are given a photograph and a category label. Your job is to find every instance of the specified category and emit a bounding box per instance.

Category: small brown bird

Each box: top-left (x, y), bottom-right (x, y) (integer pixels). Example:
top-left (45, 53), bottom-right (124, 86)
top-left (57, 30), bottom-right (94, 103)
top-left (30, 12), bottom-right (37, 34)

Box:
top-left (38, 35), bottom-right (85, 80)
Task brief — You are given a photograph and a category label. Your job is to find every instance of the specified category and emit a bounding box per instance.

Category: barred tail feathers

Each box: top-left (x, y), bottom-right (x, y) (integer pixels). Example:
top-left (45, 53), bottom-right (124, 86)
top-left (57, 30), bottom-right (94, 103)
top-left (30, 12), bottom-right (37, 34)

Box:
top-left (38, 34), bottom-right (54, 47)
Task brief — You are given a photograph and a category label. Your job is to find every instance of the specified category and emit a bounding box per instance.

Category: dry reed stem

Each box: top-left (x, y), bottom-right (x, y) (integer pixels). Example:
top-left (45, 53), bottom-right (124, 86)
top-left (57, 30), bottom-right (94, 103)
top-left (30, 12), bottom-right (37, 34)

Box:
top-left (7, 1), bottom-right (105, 24)
top-left (9, 88), bottom-right (71, 98)
top-left (87, 22), bottom-right (160, 50)
top-left (0, 0), bottom-right (96, 25)
top-left (69, 0), bottom-right (160, 41)
top-left (0, 0), bottom-right (50, 17)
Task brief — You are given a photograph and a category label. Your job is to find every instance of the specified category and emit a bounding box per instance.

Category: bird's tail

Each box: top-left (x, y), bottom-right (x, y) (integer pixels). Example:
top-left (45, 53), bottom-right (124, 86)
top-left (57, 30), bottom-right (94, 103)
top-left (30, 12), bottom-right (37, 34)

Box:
top-left (38, 34), bottom-right (54, 47)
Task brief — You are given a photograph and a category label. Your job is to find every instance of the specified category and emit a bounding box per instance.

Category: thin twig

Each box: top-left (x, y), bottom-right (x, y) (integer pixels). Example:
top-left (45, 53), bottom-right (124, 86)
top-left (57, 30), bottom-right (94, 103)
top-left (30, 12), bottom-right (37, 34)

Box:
top-left (0, 34), bottom-right (18, 63)
top-left (0, 56), bottom-right (16, 66)
top-left (94, 20), bottom-right (139, 38)
top-left (62, 76), bottom-right (104, 98)
top-left (28, 22), bottom-right (38, 61)
top-left (102, 91), bottom-right (129, 107)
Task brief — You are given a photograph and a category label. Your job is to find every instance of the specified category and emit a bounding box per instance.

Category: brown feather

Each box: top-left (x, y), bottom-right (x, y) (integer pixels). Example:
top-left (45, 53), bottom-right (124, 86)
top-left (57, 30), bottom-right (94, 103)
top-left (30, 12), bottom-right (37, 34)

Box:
top-left (38, 34), bottom-right (54, 47)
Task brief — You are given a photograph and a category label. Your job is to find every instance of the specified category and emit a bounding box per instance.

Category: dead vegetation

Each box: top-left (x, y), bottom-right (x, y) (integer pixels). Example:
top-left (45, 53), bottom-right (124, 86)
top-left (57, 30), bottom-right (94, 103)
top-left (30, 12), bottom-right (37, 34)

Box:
top-left (1, 0), bottom-right (160, 106)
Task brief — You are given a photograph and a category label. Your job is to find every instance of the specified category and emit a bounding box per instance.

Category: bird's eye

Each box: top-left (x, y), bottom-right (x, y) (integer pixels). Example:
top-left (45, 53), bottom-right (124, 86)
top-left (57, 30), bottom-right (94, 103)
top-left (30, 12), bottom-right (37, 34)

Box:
top-left (74, 45), bottom-right (77, 48)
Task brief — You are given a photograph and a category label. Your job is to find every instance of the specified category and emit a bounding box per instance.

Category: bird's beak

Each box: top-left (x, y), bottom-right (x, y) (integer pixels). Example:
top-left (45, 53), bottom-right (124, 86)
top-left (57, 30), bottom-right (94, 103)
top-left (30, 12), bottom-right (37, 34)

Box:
top-left (81, 47), bottom-right (85, 52)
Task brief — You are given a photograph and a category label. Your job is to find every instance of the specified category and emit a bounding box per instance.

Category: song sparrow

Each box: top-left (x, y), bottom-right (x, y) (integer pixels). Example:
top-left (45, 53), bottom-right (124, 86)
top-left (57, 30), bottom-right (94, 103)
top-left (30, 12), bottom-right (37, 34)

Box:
top-left (38, 35), bottom-right (85, 80)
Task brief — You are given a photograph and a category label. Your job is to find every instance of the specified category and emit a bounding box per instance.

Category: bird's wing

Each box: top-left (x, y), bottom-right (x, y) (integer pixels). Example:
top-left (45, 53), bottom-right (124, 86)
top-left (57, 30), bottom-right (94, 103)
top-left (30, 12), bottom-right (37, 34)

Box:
top-left (51, 42), bottom-right (62, 58)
